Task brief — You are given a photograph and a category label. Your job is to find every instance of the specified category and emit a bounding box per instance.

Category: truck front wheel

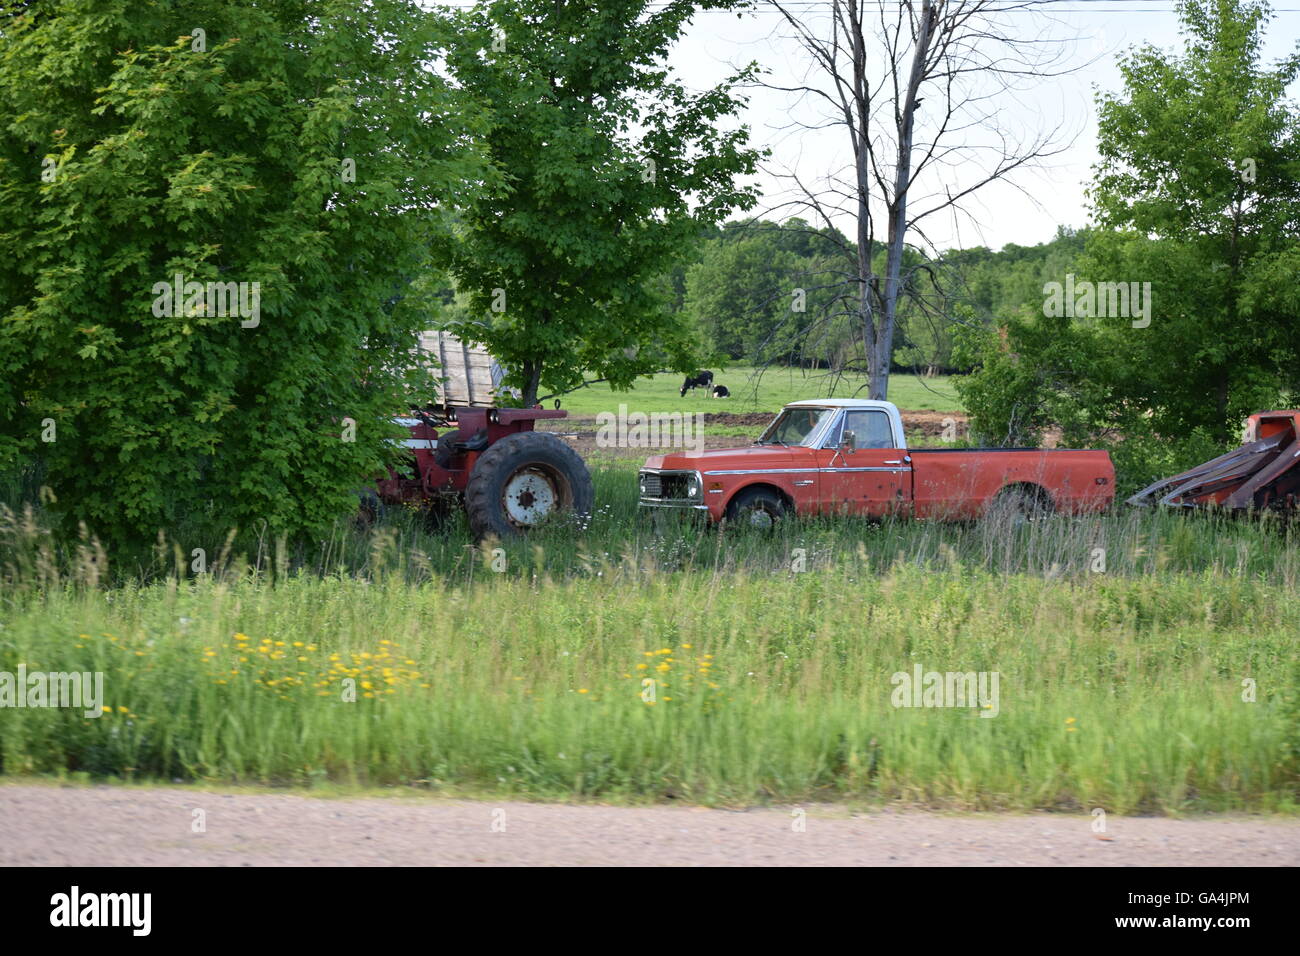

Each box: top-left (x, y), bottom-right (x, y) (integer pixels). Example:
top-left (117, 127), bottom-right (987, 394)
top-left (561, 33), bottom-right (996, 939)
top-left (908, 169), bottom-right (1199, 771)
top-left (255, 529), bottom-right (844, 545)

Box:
top-left (465, 431), bottom-right (593, 539)
top-left (724, 486), bottom-right (787, 531)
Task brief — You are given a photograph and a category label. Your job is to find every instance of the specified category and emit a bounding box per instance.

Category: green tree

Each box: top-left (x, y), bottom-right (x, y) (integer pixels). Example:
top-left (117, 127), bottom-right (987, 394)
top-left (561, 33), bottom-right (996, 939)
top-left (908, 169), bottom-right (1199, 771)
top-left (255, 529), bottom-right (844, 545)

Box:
top-left (959, 0), bottom-right (1300, 465)
top-left (442, 0), bottom-right (762, 406)
top-left (684, 224), bottom-right (798, 360)
top-left (0, 0), bottom-right (482, 546)
top-left (1087, 0), bottom-right (1300, 440)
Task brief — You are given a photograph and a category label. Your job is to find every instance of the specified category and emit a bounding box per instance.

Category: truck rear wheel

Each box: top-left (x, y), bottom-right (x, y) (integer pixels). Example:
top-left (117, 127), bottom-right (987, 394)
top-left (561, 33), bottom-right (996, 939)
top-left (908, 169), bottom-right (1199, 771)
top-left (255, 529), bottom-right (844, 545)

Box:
top-left (464, 431), bottom-right (593, 539)
top-left (987, 484), bottom-right (1053, 527)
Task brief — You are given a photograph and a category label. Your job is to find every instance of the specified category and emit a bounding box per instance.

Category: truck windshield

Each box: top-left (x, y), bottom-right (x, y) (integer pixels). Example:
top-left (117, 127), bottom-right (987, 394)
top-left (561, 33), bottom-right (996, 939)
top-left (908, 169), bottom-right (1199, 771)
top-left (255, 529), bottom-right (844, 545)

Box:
top-left (756, 407), bottom-right (832, 447)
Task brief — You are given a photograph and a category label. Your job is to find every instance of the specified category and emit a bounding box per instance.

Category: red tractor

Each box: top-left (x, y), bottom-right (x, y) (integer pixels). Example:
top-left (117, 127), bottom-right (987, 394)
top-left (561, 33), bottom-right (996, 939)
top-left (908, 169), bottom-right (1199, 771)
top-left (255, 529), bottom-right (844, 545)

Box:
top-left (370, 334), bottom-right (592, 538)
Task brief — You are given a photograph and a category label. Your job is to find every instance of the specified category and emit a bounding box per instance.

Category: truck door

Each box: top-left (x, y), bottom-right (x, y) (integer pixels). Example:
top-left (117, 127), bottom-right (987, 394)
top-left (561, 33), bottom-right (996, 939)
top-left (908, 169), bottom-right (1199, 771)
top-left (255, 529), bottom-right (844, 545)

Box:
top-left (814, 409), bottom-right (911, 516)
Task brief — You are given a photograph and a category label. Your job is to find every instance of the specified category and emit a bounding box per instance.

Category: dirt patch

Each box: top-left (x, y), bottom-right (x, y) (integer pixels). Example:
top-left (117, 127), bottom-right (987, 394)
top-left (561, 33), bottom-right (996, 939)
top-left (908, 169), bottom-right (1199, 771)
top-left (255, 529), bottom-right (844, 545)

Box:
top-left (538, 409), bottom-right (972, 458)
top-left (539, 429), bottom-right (748, 459)
top-left (698, 411), bottom-right (778, 427)
top-left (2, 784), bottom-right (1295, 866)
top-left (554, 410), bottom-right (965, 430)
top-left (902, 410), bottom-right (967, 437)
top-left (549, 411), bottom-right (772, 430)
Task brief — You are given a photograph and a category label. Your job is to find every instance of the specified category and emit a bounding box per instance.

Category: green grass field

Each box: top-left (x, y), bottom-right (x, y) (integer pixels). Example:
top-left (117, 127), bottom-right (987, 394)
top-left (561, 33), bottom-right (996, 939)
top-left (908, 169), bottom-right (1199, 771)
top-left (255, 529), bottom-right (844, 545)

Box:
top-left (2, 464), bottom-right (1298, 812)
top-left (553, 366), bottom-right (962, 416)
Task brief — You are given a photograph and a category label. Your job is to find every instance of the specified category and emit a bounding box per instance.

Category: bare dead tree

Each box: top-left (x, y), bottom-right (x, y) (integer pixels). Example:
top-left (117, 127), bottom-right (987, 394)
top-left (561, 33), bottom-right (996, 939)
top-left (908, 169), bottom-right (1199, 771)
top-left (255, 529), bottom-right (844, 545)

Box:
top-left (759, 0), bottom-right (1079, 400)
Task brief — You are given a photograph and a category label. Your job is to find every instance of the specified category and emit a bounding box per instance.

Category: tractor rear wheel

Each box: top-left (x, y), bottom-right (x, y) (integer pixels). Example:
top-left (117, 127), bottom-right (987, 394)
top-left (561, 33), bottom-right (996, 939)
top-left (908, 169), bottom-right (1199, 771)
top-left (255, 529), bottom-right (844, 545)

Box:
top-left (464, 431), bottom-right (593, 539)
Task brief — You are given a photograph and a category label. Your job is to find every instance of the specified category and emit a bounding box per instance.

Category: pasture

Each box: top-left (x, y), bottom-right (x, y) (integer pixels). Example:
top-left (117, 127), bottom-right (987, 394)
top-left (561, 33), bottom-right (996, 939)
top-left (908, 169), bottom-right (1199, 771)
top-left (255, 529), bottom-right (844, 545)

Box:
top-left (552, 366), bottom-right (963, 416)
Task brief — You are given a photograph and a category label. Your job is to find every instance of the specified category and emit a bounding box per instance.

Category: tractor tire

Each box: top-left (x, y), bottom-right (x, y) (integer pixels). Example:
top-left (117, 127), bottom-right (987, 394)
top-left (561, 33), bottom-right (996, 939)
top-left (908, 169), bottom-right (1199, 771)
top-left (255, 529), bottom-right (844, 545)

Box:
top-left (355, 489), bottom-right (386, 532)
top-left (723, 486), bottom-right (787, 531)
top-left (464, 431), bottom-right (593, 539)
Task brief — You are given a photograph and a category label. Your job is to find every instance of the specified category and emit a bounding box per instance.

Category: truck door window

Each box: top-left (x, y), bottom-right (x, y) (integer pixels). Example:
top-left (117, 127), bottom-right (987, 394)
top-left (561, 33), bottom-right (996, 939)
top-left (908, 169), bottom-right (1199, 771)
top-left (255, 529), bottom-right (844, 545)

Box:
top-left (757, 407), bottom-right (832, 447)
top-left (842, 410), bottom-right (895, 449)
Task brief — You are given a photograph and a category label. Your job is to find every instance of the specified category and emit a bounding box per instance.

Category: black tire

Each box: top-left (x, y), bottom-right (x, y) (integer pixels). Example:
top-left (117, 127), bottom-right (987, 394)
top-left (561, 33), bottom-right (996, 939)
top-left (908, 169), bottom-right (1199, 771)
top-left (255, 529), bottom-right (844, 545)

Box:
top-left (355, 489), bottom-right (385, 532)
top-left (464, 431), bottom-right (593, 539)
top-left (986, 484), bottom-right (1053, 527)
top-left (723, 486), bottom-right (787, 531)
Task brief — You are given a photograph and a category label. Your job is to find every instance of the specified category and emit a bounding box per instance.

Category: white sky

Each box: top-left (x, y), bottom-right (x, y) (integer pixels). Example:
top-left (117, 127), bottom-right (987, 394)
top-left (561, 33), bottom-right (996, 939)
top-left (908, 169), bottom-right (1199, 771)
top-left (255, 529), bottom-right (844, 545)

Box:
top-left (669, 1), bottom-right (1300, 252)
top-left (428, 2), bottom-right (1300, 254)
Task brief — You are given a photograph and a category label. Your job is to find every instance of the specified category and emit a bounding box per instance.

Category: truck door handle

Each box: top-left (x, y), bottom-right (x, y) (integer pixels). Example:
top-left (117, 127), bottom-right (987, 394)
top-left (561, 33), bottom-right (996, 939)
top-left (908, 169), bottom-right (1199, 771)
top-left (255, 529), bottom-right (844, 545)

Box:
top-left (885, 459), bottom-right (903, 465)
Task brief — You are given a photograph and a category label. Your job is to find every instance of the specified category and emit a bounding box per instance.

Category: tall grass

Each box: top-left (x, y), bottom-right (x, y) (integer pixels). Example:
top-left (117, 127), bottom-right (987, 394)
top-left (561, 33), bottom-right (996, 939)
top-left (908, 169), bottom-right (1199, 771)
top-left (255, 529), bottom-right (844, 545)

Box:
top-left (1, 461), bottom-right (1298, 810)
top-left (1, 567), bottom-right (1295, 810)
top-left (8, 459), bottom-right (1298, 589)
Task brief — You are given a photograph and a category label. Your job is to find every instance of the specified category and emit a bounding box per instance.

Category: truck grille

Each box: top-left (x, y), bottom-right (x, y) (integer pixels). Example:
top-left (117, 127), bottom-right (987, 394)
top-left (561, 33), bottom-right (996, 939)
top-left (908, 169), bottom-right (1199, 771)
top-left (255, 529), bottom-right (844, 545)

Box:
top-left (640, 471), bottom-right (697, 500)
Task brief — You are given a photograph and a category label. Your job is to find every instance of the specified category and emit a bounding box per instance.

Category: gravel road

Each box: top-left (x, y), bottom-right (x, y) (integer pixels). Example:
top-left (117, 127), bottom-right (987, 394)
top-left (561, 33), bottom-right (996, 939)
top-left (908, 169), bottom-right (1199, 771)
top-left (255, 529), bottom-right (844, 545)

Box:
top-left (2, 785), bottom-right (1297, 866)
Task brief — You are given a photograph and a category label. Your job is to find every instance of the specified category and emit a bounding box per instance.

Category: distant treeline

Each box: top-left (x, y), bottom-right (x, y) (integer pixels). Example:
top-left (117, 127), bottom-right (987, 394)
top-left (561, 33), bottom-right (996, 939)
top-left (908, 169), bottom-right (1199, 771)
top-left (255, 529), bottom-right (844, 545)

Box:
top-left (433, 218), bottom-right (1086, 376)
top-left (659, 219), bottom-right (1088, 374)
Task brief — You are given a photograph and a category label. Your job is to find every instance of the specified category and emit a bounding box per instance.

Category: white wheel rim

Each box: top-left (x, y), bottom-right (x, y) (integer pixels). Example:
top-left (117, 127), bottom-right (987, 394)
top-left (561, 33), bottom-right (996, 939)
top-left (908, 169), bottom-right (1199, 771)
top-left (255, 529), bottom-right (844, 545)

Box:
top-left (503, 468), bottom-right (559, 527)
top-left (747, 507), bottom-right (775, 529)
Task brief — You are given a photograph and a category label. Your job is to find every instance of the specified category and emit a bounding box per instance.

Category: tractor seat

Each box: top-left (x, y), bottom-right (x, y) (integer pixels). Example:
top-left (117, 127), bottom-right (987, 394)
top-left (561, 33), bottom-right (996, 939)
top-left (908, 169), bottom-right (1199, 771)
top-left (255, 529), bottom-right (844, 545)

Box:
top-left (433, 427), bottom-right (489, 468)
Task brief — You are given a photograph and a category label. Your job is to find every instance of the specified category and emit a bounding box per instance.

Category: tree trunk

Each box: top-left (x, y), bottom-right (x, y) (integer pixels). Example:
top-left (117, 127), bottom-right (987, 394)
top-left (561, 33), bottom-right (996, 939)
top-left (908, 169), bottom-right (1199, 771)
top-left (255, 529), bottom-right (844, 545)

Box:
top-left (851, 2), bottom-right (881, 400)
top-left (876, 0), bottom-right (934, 403)
top-left (520, 359), bottom-right (542, 408)
top-left (1214, 372), bottom-right (1230, 442)
top-left (766, 0), bottom-right (1066, 406)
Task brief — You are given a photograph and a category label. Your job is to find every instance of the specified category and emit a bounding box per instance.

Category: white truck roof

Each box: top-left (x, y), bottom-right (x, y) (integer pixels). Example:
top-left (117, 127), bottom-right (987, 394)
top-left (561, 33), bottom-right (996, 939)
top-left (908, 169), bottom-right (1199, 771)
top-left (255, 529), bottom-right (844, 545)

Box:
top-left (785, 398), bottom-right (894, 409)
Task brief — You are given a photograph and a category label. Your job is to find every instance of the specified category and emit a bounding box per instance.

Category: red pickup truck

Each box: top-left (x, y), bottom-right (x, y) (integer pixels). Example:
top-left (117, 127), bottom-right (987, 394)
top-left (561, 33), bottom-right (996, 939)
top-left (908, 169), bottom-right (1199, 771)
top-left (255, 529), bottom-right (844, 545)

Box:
top-left (639, 399), bottom-right (1114, 527)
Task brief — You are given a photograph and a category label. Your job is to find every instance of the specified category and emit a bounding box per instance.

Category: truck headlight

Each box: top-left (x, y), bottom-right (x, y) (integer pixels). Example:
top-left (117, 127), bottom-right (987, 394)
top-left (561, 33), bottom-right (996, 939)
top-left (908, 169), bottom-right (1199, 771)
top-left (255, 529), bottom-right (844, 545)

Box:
top-left (687, 477), bottom-right (699, 498)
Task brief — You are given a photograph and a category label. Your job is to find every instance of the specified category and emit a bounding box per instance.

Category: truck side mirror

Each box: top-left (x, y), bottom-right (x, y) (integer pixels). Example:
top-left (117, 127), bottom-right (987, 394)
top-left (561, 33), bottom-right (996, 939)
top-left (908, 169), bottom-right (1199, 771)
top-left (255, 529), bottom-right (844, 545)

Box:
top-left (841, 430), bottom-right (857, 453)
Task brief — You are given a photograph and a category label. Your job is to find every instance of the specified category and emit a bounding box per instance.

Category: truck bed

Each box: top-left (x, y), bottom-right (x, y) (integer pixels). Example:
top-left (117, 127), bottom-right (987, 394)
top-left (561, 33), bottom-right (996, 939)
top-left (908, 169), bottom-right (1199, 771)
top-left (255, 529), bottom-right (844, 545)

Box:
top-left (908, 448), bottom-right (1114, 519)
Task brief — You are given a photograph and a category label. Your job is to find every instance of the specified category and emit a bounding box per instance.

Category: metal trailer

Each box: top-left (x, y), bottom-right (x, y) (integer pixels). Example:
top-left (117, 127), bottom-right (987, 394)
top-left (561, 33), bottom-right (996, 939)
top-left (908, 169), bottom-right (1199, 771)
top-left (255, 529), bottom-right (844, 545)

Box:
top-left (1126, 410), bottom-right (1300, 513)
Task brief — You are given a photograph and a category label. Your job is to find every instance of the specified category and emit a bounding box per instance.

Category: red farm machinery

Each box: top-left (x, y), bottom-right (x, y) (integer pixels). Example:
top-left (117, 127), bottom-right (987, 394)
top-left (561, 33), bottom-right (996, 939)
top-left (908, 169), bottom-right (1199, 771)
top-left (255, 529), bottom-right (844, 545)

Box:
top-left (370, 333), bottom-right (592, 538)
top-left (1127, 410), bottom-right (1300, 514)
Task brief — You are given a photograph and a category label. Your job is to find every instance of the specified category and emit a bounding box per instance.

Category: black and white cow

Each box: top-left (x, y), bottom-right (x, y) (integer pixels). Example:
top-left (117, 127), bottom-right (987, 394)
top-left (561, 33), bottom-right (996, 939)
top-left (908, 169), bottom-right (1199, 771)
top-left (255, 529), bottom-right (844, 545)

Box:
top-left (679, 370), bottom-right (714, 398)
top-left (712, 385), bottom-right (730, 398)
